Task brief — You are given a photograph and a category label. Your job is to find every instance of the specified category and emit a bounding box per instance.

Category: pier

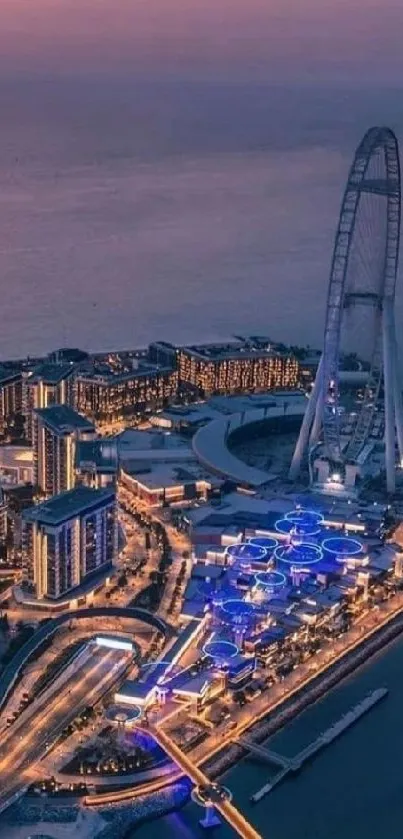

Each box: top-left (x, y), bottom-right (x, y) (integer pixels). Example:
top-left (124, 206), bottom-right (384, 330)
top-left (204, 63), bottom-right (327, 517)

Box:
top-left (246, 688), bottom-right (388, 803)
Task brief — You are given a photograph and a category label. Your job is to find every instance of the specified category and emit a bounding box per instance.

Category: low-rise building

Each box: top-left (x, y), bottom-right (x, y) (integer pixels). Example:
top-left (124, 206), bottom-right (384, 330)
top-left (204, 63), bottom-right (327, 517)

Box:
top-left (177, 340), bottom-right (299, 397)
top-left (74, 363), bottom-right (178, 424)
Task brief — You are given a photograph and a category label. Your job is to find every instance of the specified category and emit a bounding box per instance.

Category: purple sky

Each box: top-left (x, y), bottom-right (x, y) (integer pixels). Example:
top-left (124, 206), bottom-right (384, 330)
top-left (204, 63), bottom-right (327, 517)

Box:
top-left (0, 1), bottom-right (402, 358)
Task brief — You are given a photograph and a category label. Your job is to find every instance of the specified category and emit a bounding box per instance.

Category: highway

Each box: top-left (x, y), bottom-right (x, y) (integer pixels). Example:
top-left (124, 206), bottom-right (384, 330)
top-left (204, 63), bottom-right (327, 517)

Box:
top-left (0, 647), bottom-right (129, 810)
top-left (153, 725), bottom-right (262, 839)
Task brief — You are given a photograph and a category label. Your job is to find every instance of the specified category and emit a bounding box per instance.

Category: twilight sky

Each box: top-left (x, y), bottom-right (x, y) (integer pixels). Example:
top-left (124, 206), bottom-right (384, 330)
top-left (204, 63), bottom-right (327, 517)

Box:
top-left (0, 0), bottom-right (402, 357)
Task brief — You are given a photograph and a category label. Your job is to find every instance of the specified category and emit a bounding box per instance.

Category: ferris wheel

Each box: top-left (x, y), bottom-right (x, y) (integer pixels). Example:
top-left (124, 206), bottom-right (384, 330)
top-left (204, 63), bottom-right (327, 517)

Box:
top-left (290, 127), bottom-right (403, 493)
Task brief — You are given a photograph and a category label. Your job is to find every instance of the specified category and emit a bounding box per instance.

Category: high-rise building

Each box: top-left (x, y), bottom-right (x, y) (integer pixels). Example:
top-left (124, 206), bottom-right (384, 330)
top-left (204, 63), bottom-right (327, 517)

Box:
top-left (22, 486), bottom-right (117, 600)
top-left (33, 404), bottom-right (95, 497)
top-left (23, 363), bottom-right (76, 442)
top-left (74, 364), bottom-right (178, 424)
top-left (0, 368), bottom-right (23, 437)
top-left (177, 341), bottom-right (300, 396)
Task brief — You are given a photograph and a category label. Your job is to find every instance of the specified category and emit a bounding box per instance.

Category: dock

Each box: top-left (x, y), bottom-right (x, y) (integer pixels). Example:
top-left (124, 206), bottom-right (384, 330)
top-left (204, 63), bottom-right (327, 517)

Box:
top-left (248, 687), bottom-right (388, 803)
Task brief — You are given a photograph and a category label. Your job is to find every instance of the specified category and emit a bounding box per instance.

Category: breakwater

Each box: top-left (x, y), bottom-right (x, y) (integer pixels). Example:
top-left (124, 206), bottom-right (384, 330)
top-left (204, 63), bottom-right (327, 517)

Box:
top-left (250, 687), bottom-right (388, 801)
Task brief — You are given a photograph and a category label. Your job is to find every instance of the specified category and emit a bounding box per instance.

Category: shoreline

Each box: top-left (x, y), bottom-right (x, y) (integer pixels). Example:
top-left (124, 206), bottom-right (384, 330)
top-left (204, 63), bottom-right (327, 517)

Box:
top-left (203, 608), bottom-right (403, 779)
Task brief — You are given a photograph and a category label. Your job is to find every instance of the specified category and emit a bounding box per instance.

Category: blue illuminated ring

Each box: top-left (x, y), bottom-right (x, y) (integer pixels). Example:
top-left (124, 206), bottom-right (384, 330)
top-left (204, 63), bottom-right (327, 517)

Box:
top-left (225, 542), bottom-right (268, 563)
top-left (248, 536), bottom-right (278, 551)
top-left (274, 543), bottom-right (323, 566)
top-left (254, 570), bottom-right (287, 588)
top-left (203, 640), bottom-right (239, 660)
top-left (220, 599), bottom-right (257, 624)
top-left (285, 509), bottom-right (323, 526)
top-left (322, 537), bottom-right (362, 557)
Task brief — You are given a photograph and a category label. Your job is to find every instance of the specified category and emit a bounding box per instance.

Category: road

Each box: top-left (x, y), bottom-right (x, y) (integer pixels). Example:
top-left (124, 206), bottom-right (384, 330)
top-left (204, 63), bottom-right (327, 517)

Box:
top-left (0, 647), bottom-right (129, 809)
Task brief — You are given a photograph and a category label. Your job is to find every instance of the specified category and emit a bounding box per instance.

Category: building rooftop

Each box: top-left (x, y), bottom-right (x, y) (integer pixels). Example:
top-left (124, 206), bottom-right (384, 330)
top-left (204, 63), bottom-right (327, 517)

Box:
top-left (122, 459), bottom-right (220, 492)
top-left (23, 485), bottom-right (115, 526)
top-left (0, 366), bottom-right (21, 385)
top-left (156, 391), bottom-right (306, 429)
top-left (77, 361), bottom-right (174, 384)
top-left (34, 404), bottom-right (95, 434)
top-left (76, 439), bottom-right (118, 473)
top-left (29, 363), bottom-right (74, 384)
top-left (180, 338), bottom-right (293, 362)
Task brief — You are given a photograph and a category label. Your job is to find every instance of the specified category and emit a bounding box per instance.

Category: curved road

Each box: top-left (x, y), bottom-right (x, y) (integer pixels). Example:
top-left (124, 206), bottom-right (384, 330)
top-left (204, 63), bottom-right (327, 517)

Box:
top-left (0, 606), bottom-right (170, 711)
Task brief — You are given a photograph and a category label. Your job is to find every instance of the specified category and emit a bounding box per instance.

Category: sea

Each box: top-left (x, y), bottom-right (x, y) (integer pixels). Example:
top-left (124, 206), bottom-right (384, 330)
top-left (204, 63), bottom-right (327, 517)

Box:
top-left (1, 76), bottom-right (403, 362)
top-left (132, 632), bottom-right (403, 838)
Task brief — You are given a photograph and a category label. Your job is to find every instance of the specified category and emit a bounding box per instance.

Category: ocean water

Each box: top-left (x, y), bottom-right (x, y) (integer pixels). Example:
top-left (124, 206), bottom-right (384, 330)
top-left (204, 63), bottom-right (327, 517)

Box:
top-left (133, 633), bottom-right (403, 838)
top-left (1, 77), bottom-right (403, 361)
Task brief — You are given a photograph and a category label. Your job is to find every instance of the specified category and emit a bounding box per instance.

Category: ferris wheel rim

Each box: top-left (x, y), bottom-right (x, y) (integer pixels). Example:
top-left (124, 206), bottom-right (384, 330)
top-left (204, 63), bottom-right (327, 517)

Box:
top-left (321, 126), bottom-right (401, 464)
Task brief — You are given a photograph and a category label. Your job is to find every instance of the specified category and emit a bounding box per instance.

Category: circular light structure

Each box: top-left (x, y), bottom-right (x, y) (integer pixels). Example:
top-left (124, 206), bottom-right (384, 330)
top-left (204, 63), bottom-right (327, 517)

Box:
top-left (254, 570), bottom-right (287, 589)
top-left (105, 704), bottom-right (142, 725)
top-left (275, 518), bottom-right (294, 536)
top-left (219, 598), bottom-right (257, 626)
top-left (322, 536), bottom-right (362, 559)
top-left (275, 542), bottom-right (323, 566)
top-left (285, 509), bottom-right (324, 537)
top-left (285, 509), bottom-right (323, 526)
top-left (248, 536), bottom-right (278, 552)
top-left (203, 639), bottom-right (239, 661)
top-left (225, 542), bottom-right (268, 566)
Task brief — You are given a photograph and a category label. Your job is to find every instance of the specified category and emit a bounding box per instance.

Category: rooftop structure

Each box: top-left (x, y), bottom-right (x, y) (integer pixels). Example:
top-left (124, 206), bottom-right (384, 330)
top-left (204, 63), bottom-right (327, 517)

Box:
top-left (191, 398), bottom-right (306, 488)
top-left (34, 403), bottom-right (95, 434)
top-left (23, 485), bottom-right (115, 526)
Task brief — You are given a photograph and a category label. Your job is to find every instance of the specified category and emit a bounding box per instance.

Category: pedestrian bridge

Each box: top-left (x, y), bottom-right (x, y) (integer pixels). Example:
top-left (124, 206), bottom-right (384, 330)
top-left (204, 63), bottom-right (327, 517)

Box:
top-left (152, 725), bottom-right (262, 839)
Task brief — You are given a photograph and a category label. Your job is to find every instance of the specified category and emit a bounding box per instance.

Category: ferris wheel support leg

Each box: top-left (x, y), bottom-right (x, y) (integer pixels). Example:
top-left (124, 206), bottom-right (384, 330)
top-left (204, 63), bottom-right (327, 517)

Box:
top-left (309, 380), bottom-right (324, 447)
top-left (382, 300), bottom-right (396, 494)
top-left (391, 315), bottom-right (403, 463)
top-left (289, 355), bottom-right (323, 480)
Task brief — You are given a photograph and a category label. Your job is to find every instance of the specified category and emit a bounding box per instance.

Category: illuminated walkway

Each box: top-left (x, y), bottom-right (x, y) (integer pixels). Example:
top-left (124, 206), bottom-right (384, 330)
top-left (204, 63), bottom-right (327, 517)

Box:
top-left (152, 725), bottom-right (262, 839)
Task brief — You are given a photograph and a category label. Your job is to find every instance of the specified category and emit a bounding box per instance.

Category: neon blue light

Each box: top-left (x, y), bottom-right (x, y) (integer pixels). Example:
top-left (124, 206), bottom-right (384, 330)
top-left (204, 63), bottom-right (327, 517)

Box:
top-left (226, 542), bottom-right (268, 563)
top-left (203, 640), bottom-right (239, 660)
top-left (254, 570), bottom-right (287, 589)
top-left (322, 537), bottom-right (362, 557)
top-left (275, 518), bottom-right (321, 537)
top-left (248, 536), bottom-right (279, 551)
top-left (274, 543), bottom-right (323, 566)
top-left (285, 509), bottom-right (324, 526)
top-left (219, 599), bottom-right (257, 626)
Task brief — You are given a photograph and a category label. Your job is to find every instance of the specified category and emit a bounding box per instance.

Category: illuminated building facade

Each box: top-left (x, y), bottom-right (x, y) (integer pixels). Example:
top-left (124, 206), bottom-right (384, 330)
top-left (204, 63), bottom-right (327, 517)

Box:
top-left (177, 342), bottom-right (299, 396)
top-left (23, 363), bottom-right (75, 442)
top-left (22, 486), bottom-right (117, 600)
top-left (0, 369), bottom-right (23, 436)
top-left (33, 404), bottom-right (95, 498)
top-left (74, 364), bottom-right (178, 424)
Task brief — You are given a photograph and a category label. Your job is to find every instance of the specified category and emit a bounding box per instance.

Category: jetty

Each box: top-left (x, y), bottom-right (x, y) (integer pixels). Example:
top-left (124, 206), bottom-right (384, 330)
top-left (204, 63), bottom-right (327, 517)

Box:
top-left (245, 687), bottom-right (388, 803)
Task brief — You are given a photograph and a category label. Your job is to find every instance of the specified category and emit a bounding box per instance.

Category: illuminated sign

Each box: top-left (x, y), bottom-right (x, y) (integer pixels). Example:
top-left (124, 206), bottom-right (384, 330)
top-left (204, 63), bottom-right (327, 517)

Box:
top-left (95, 636), bottom-right (133, 652)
